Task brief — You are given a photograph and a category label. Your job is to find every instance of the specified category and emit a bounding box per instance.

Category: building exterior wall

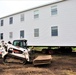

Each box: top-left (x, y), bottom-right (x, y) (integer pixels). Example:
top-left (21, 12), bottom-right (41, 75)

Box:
top-left (0, 0), bottom-right (76, 46)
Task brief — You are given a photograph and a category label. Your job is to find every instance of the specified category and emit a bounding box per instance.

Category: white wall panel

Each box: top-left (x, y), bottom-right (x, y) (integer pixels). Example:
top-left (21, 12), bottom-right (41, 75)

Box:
top-left (0, 0), bottom-right (76, 46)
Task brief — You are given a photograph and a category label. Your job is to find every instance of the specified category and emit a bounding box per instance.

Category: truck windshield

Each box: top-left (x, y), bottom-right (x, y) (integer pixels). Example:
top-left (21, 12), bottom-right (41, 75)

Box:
top-left (13, 40), bottom-right (27, 49)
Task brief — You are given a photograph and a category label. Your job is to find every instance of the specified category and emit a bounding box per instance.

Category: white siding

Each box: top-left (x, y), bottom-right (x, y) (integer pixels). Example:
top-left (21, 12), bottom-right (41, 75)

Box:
top-left (0, 0), bottom-right (76, 46)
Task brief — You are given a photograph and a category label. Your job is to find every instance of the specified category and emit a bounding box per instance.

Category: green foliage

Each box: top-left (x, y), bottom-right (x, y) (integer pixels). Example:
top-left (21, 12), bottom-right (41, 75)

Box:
top-left (72, 47), bottom-right (76, 52)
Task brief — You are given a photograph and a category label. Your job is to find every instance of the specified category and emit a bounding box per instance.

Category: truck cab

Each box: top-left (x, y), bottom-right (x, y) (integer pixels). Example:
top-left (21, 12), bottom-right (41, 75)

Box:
top-left (13, 39), bottom-right (27, 49)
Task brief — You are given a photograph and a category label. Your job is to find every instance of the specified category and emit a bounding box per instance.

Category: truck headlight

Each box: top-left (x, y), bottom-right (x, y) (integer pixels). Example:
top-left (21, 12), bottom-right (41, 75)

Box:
top-left (9, 48), bottom-right (13, 51)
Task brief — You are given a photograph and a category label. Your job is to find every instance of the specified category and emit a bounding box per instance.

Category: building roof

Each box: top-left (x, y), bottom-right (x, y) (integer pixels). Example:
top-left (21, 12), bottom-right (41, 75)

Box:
top-left (0, 0), bottom-right (66, 19)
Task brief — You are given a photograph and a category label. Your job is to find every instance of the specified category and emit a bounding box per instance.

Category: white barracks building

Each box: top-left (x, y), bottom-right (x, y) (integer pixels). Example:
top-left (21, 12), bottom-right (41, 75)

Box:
top-left (0, 0), bottom-right (76, 46)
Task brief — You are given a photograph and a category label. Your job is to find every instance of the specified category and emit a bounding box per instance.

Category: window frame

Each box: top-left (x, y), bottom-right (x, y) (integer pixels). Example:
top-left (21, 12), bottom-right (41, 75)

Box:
top-left (34, 10), bottom-right (39, 19)
top-left (34, 28), bottom-right (39, 37)
top-left (20, 30), bottom-right (24, 38)
top-left (0, 33), bottom-right (3, 40)
top-left (9, 17), bottom-right (13, 24)
top-left (51, 26), bottom-right (58, 36)
top-left (20, 14), bottom-right (24, 21)
top-left (9, 32), bottom-right (13, 39)
top-left (51, 5), bottom-right (57, 15)
top-left (0, 20), bottom-right (4, 26)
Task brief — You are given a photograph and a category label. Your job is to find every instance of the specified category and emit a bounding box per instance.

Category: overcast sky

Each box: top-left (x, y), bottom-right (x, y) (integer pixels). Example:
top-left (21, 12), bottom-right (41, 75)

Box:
top-left (0, 0), bottom-right (60, 18)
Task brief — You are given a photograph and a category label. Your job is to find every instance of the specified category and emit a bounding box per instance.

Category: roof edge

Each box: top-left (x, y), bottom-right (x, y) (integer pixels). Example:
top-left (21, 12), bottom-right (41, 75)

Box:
top-left (0, 0), bottom-right (67, 19)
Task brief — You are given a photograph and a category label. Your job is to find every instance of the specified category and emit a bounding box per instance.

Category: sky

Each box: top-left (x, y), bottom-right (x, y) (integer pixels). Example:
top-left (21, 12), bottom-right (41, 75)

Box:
top-left (0, 0), bottom-right (60, 18)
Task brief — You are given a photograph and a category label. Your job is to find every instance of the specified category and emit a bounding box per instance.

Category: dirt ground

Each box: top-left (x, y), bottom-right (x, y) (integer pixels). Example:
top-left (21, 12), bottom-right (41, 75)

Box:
top-left (0, 53), bottom-right (76, 75)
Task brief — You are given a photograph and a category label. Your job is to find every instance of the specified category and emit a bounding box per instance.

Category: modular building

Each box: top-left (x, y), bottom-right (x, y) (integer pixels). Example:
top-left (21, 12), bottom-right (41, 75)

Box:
top-left (0, 0), bottom-right (76, 46)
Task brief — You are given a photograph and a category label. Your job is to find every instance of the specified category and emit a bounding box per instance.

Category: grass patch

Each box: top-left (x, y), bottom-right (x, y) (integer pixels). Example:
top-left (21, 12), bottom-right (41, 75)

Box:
top-left (33, 47), bottom-right (48, 51)
top-left (29, 46), bottom-right (59, 52)
top-left (72, 48), bottom-right (76, 52)
top-left (29, 46), bottom-right (76, 52)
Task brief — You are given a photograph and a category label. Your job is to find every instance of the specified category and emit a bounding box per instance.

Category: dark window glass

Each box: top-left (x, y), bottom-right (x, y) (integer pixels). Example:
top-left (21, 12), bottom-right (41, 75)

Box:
top-left (20, 30), bottom-right (24, 38)
top-left (21, 14), bottom-right (24, 21)
top-left (9, 17), bottom-right (13, 24)
top-left (34, 29), bottom-right (39, 37)
top-left (1, 20), bottom-right (3, 26)
top-left (51, 26), bottom-right (58, 36)
top-left (0, 33), bottom-right (3, 39)
top-left (9, 32), bottom-right (13, 39)
top-left (51, 6), bottom-right (57, 15)
top-left (34, 10), bottom-right (39, 19)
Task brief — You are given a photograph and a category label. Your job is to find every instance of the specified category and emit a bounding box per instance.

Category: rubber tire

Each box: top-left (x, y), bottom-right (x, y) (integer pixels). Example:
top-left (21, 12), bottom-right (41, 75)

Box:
top-left (22, 59), bottom-right (27, 65)
top-left (3, 55), bottom-right (8, 63)
top-left (42, 49), bottom-right (46, 54)
top-left (48, 50), bottom-right (54, 55)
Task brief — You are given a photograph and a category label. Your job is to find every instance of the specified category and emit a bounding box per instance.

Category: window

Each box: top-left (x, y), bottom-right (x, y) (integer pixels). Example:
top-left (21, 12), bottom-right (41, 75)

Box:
top-left (21, 14), bottom-right (24, 21)
top-left (9, 32), bottom-right (13, 39)
top-left (34, 10), bottom-right (39, 19)
top-left (0, 33), bottom-right (3, 40)
top-left (34, 29), bottom-right (39, 37)
top-left (51, 26), bottom-right (58, 36)
top-left (13, 40), bottom-right (27, 48)
top-left (51, 6), bottom-right (57, 15)
top-left (20, 30), bottom-right (24, 38)
top-left (0, 20), bottom-right (3, 26)
top-left (9, 17), bottom-right (13, 24)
